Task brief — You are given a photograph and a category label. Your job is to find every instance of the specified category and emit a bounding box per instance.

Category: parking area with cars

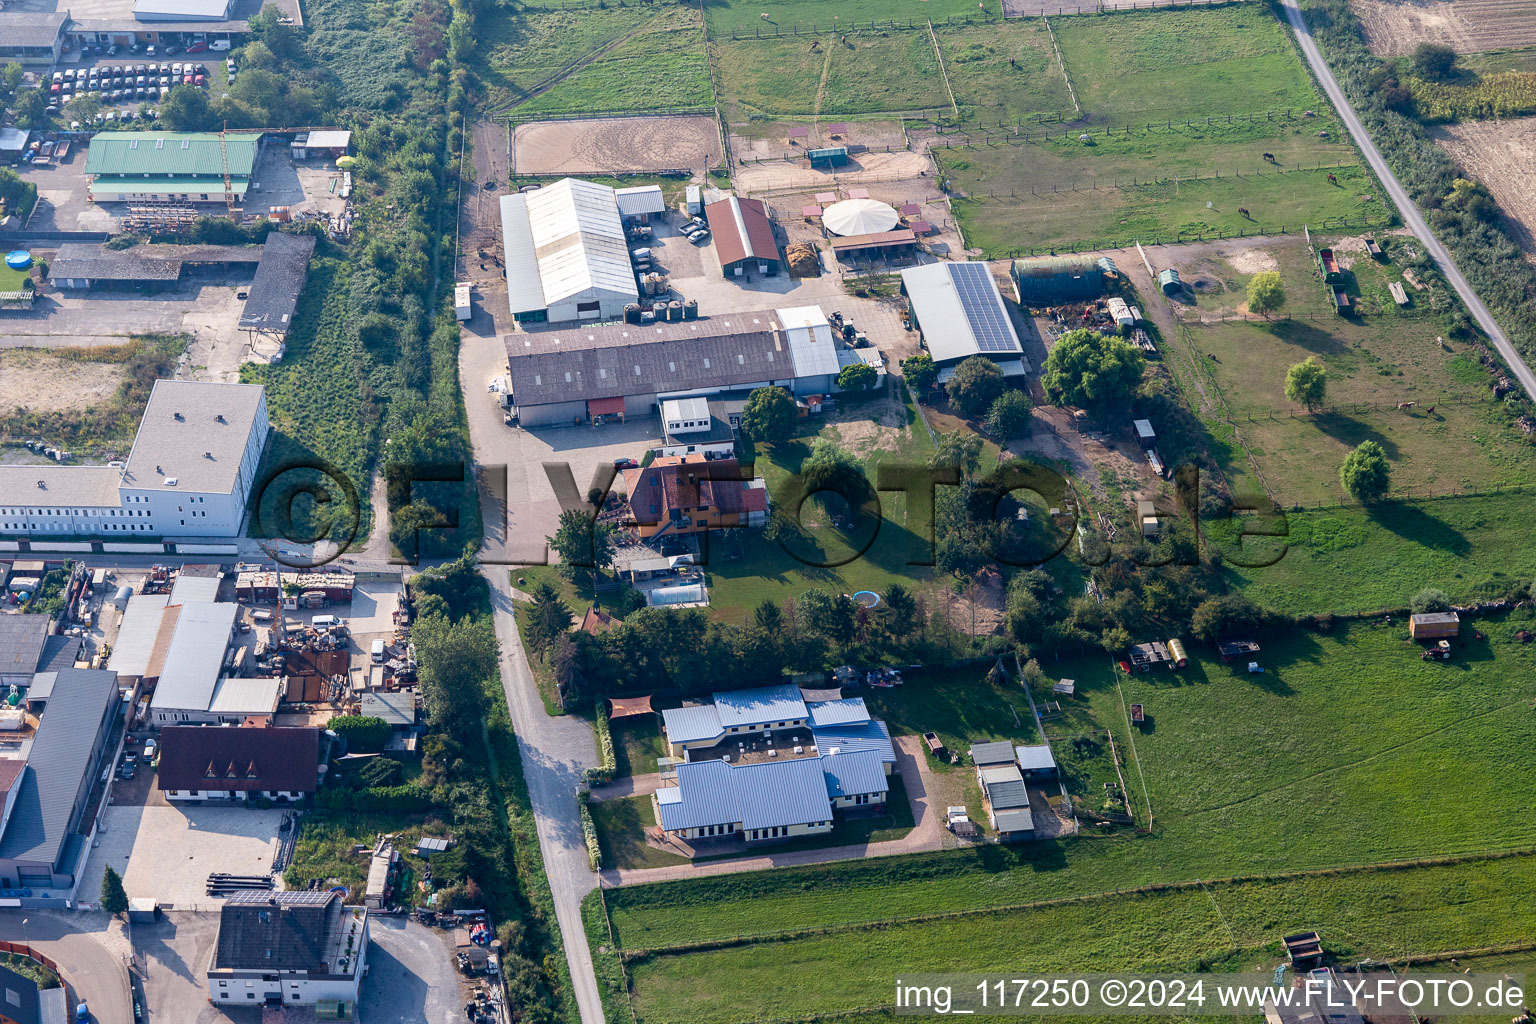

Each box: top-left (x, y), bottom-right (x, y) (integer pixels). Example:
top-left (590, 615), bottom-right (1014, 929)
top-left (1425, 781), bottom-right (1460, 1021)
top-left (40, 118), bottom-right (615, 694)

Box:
top-left (43, 56), bottom-right (222, 114)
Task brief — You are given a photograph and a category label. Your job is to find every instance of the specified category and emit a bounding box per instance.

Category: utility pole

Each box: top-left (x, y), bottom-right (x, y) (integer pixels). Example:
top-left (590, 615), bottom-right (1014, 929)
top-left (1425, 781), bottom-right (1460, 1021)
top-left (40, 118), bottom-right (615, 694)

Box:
top-left (220, 120), bottom-right (235, 218)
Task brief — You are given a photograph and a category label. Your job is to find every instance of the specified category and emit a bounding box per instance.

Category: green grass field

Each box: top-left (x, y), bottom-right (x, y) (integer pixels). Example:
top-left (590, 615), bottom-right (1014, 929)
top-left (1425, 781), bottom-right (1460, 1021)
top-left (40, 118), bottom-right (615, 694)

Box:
top-left (1159, 239), bottom-right (1536, 506)
top-left (703, 0), bottom-right (987, 40)
top-left (714, 31), bottom-right (949, 118)
top-left (611, 716), bottom-right (667, 777)
top-left (598, 617), bottom-right (1536, 953)
top-left (940, 21), bottom-right (1075, 123)
top-left (1054, 6), bottom-right (1322, 124)
top-left (946, 165), bottom-right (1379, 256)
top-left (591, 796), bottom-right (691, 869)
top-left (512, 20), bottom-right (713, 117)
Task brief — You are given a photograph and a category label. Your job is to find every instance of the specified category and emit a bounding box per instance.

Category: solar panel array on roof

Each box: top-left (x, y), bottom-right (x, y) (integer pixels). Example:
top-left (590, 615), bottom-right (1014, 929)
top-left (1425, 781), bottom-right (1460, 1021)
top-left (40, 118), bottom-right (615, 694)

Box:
top-left (950, 262), bottom-right (1018, 353)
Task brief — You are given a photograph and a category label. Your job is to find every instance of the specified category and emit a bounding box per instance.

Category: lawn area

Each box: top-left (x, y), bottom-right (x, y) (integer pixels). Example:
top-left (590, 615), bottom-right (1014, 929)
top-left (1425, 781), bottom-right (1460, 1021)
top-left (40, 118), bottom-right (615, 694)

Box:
top-left (1161, 238), bottom-right (1536, 507)
top-left (618, 853), bottom-right (1536, 1022)
top-left (1054, 5), bottom-right (1323, 124)
top-left (937, 118), bottom-right (1352, 193)
top-left (714, 30), bottom-right (949, 118)
top-left (945, 164), bottom-right (1380, 256)
top-left (591, 796), bottom-right (691, 870)
top-left (285, 811), bottom-right (441, 904)
top-left (702, 0), bottom-right (985, 39)
top-left (1223, 490), bottom-right (1536, 614)
top-left (596, 615), bottom-right (1536, 952)
top-left (512, 17), bottom-right (713, 118)
top-left (0, 264), bottom-right (31, 292)
top-left (938, 21), bottom-right (1075, 123)
top-left (611, 715), bottom-right (667, 777)
top-left (863, 665), bottom-right (1040, 759)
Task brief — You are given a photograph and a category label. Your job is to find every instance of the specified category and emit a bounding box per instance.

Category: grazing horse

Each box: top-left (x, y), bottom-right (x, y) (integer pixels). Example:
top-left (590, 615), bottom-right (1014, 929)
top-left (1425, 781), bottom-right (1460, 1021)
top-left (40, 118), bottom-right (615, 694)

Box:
top-left (1262, 152), bottom-right (1275, 162)
top-left (1327, 172), bottom-right (1338, 185)
top-left (1238, 207), bottom-right (1250, 219)
top-left (1397, 401), bottom-right (1416, 411)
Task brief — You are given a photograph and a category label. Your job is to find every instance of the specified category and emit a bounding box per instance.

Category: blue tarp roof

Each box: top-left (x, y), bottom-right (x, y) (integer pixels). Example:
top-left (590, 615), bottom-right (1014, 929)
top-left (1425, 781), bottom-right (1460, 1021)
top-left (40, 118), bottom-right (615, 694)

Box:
top-left (713, 683), bottom-right (808, 729)
top-left (1015, 744), bottom-right (1057, 772)
top-left (655, 756), bottom-right (832, 832)
top-left (660, 704), bottom-right (724, 745)
top-left (806, 697), bottom-right (871, 729)
top-left (811, 718), bottom-right (895, 763)
top-left (820, 750), bottom-right (888, 798)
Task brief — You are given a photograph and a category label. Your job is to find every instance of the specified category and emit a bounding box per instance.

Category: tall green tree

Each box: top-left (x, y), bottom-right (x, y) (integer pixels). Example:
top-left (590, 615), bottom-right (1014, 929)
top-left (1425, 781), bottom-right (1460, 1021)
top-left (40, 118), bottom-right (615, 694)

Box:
top-left (986, 389), bottom-right (1033, 438)
top-left (524, 581), bottom-right (573, 661)
top-left (837, 362), bottom-right (878, 391)
top-left (929, 431), bottom-right (983, 476)
top-left (945, 355), bottom-right (1006, 417)
top-left (1411, 42), bottom-right (1457, 80)
top-left (751, 599), bottom-right (783, 634)
top-left (1246, 270), bottom-right (1286, 316)
top-left (1285, 357), bottom-right (1327, 410)
top-left (1340, 440), bottom-right (1391, 503)
top-left (101, 865), bottom-right (128, 916)
top-left (413, 611), bottom-right (496, 734)
top-left (739, 386), bottom-right (797, 443)
top-left (902, 353), bottom-right (939, 393)
top-left (880, 583), bottom-right (918, 638)
top-left (1041, 328), bottom-right (1145, 414)
top-left (547, 509), bottom-right (614, 582)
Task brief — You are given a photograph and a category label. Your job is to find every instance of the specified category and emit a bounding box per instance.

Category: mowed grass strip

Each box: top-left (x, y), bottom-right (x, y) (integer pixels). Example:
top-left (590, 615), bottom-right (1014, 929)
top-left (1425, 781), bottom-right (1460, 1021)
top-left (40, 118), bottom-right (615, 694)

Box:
top-left (623, 855), bottom-right (1536, 1023)
top-left (479, 6), bottom-right (682, 110)
top-left (514, 24), bottom-right (713, 117)
top-left (946, 165), bottom-right (1377, 256)
top-left (939, 21), bottom-right (1075, 122)
top-left (703, 0), bottom-right (985, 39)
top-left (602, 621), bottom-right (1536, 949)
top-left (628, 891), bottom-right (1229, 1023)
top-left (1053, 6), bottom-right (1323, 123)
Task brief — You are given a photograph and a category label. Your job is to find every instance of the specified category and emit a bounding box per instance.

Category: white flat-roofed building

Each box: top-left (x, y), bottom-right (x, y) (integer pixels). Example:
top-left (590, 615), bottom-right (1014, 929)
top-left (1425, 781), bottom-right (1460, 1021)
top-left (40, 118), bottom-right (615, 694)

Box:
top-left (0, 380), bottom-right (268, 539)
top-left (500, 178), bottom-right (639, 324)
top-left (901, 262), bottom-right (1030, 380)
top-left (149, 601), bottom-right (239, 725)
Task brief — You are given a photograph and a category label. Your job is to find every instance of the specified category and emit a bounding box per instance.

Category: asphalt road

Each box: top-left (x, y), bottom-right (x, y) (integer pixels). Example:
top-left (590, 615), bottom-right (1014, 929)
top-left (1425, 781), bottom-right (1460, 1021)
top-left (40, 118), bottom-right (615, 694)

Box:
top-left (1279, 0), bottom-right (1536, 403)
top-left (483, 560), bottom-right (604, 1024)
top-left (0, 910), bottom-right (132, 1024)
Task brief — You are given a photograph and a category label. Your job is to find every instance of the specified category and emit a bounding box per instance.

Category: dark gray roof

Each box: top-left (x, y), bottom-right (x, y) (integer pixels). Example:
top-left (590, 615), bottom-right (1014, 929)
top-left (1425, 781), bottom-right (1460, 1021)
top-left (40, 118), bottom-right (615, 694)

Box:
top-left (0, 11), bottom-right (68, 48)
top-left (0, 669), bottom-right (118, 868)
top-left (0, 615), bottom-right (49, 676)
top-left (214, 890), bottom-right (346, 972)
top-left (506, 312), bottom-right (796, 409)
top-left (969, 740), bottom-right (1015, 766)
top-left (238, 232), bottom-right (317, 335)
top-left (0, 963), bottom-right (64, 1024)
top-left (37, 635), bottom-right (82, 674)
top-left (51, 243), bottom-right (263, 283)
top-left (67, 15), bottom-right (249, 32)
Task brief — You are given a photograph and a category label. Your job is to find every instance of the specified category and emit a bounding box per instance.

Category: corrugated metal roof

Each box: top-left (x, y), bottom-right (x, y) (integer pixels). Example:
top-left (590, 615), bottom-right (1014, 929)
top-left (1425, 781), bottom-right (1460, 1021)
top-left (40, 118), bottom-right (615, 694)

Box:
top-left (302, 130), bottom-right (351, 150)
top-left (655, 756), bottom-right (832, 832)
top-left (969, 740), bottom-right (1015, 766)
top-left (993, 807), bottom-right (1034, 832)
top-left (0, 668), bottom-right (117, 867)
top-left (806, 697), bottom-right (871, 729)
top-left (132, 0), bottom-right (233, 17)
top-left (713, 683), bottom-right (807, 728)
top-left (149, 601), bottom-right (236, 713)
top-left (1015, 744), bottom-right (1056, 772)
top-left (506, 178), bottom-right (638, 311)
top-left (820, 750), bottom-right (887, 798)
top-left (661, 704), bottom-right (723, 744)
top-left (238, 232), bottom-right (317, 336)
top-left (84, 132), bottom-right (259, 180)
top-left (985, 777), bottom-right (1029, 810)
top-left (615, 185), bottom-right (665, 217)
top-left (811, 718), bottom-right (895, 763)
top-left (499, 193), bottom-right (545, 315)
top-left (168, 573), bottom-right (221, 604)
top-left (777, 305), bottom-right (841, 378)
top-left (705, 197), bottom-right (778, 267)
top-left (0, 615), bottom-right (49, 676)
top-left (107, 594), bottom-right (170, 676)
top-left (980, 764), bottom-right (1023, 786)
top-left (901, 261), bottom-right (1022, 365)
top-left (206, 676), bottom-right (281, 714)
top-left (361, 690), bottom-right (416, 727)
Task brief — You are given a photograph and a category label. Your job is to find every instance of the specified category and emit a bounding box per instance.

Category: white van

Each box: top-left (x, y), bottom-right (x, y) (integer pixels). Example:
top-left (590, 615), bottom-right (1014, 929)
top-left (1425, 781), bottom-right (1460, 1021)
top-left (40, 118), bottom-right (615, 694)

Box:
top-left (313, 614), bottom-right (341, 629)
top-left (371, 639), bottom-right (386, 663)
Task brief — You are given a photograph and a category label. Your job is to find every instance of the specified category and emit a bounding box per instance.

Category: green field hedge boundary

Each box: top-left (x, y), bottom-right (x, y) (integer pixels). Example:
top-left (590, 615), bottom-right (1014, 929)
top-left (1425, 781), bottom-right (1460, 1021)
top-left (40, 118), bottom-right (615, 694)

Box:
top-left (614, 843), bottom-right (1536, 960)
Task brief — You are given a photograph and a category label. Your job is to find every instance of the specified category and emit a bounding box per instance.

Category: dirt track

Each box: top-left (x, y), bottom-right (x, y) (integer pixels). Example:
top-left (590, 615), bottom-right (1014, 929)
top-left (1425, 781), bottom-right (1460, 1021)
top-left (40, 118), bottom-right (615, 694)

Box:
top-left (1432, 116), bottom-right (1536, 261)
top-left (511, 115), bottom-right (721, 175)
top-left (1350, 0), bottom-right (1536, 55)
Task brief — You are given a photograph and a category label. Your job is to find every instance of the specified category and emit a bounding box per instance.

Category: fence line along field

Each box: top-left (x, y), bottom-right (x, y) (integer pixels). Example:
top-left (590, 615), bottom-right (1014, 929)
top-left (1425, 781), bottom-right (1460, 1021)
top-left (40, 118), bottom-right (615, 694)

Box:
top-left (1349, 0), bottom-right (1536, 56)
top-left (715, 31), bottom-right (952, 119)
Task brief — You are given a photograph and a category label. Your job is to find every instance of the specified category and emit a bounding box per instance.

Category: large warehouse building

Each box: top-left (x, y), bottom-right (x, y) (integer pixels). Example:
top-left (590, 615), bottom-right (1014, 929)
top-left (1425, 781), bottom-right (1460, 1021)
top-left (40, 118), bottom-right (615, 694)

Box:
top-left (900, 261), bottom-right (1029, 382)
top-left (499, 178), bottom-right (638, 324)
top-left (0, 380), bottom-right (269, 538)
top-left (84, 131), bottom-right (261, 205)
top-left (505, 305), bottom-right (840, 428)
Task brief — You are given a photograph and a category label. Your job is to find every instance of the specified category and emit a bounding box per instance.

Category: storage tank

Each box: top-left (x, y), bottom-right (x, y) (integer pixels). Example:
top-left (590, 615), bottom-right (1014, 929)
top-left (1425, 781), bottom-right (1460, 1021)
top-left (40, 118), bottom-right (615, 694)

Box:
top-left (652, 301), bottom-right (667, 318)
top-left (667, 300), bottom-right (683, 322)
top-left (1167, 637), bottom-right (1188, 669)
top-left (624, 303), bottom-right (641, 324)
top-left (683, 299), bottom-right (698, 320)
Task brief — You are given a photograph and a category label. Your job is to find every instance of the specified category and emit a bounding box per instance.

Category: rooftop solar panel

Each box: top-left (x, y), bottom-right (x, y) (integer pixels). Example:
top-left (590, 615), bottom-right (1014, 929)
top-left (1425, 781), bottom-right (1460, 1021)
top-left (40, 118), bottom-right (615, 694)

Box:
top-left (949, 262), bottom-right (1020, 354)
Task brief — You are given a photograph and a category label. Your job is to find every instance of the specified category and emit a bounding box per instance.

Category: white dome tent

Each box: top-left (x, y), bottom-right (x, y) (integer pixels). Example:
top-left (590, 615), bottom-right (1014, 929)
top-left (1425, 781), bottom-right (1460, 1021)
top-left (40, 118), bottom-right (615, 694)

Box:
top-left (821, 198), bottom-right (899, 237)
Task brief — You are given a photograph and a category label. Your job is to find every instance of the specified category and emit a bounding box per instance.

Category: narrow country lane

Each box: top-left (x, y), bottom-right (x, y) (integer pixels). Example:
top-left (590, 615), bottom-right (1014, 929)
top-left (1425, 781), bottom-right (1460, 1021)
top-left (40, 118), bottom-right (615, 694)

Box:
top-left (1279, 0), bottom-right (1536, 402)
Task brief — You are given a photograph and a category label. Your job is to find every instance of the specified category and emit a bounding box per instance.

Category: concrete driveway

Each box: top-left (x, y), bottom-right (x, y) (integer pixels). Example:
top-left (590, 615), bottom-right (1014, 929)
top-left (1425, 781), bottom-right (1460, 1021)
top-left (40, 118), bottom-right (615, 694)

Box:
top-left (0, 909), bottom-right (133, 1024)
top-left (359, 917), bottom-right (466, 1024)
top-left (131, 911), bottom-right (222, 1024)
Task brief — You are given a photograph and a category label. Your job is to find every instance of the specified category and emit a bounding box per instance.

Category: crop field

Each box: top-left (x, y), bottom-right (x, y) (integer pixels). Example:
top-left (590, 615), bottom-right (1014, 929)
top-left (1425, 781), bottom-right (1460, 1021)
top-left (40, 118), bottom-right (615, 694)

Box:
top-left (1053, 7), bottom-right (1323, 123)
top-left (479, 6), bottom-right (697, 113)
top-left (618, 851), bottom-right (1536, 1022)
top-left (945, 164), bottom-right (1378, 256)
top-left (1160, 239), bottom-right (1536, 506)
top-left (1431, 116), bottom-right (1536, 258)
top-left (714, 31), bottom-right (950, 119)
top-left (939, 22), bottom-right (1076, 122)
top-left (1223, 490), bottom-right (1536, 614)
top-left (1350, 0), bottom-right (1536, 57)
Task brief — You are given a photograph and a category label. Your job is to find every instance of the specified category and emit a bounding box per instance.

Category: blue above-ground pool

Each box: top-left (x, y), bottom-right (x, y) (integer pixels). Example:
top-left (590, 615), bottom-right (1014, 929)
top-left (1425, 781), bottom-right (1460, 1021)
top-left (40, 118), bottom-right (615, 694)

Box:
top-left (4, 250), bottom-right (32, 271)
